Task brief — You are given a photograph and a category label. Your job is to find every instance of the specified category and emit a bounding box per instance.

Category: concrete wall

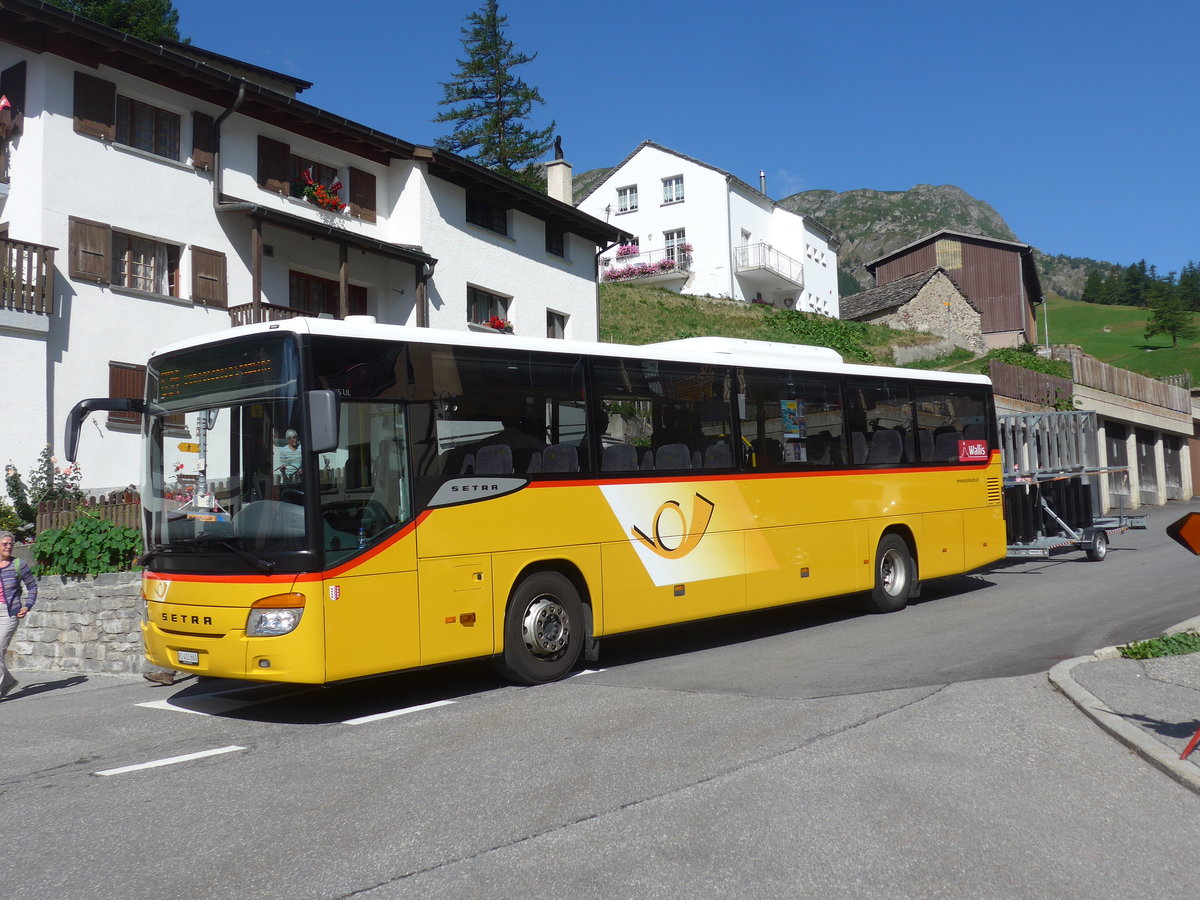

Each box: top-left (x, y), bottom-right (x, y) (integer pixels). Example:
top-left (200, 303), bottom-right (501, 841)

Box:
top-left (4, 573), bottom-right (147, 675)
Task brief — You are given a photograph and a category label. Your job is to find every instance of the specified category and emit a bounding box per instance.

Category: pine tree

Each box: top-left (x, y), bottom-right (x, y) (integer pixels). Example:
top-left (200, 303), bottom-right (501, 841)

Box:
top-left (433, 0), bottom-right (555, 189)
top-left (47, 1), bottom-right (184, 43)
top-left (1177, 261), bottom-right (1200, 312)
top-left (1080, 269), bottom-right (1105, 304)
top-left (1144, 276), bottom-right (1198, 347)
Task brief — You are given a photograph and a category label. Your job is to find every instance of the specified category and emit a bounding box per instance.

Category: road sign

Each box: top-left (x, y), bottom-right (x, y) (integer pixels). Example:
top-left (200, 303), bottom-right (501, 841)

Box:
top-left (178, 442), bottom-right (200, 453)
top-left (1166, 512), bottom-right (1200, 556)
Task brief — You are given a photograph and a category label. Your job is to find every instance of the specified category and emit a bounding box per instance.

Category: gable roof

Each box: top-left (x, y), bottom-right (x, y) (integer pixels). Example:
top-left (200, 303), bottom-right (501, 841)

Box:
top-left (839, 266), bottom-right (976, 320)
top-left (865, 229), bottom-right (1032, 272)
top-left (575, 140), bottom-right (837, 240)
top-left (0, 0), bottom-right (620, 246)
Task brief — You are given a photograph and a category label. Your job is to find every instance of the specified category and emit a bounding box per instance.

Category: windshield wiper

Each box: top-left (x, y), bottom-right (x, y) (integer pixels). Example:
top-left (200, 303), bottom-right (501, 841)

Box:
top-left (141, 537), bottom-right (276, 574)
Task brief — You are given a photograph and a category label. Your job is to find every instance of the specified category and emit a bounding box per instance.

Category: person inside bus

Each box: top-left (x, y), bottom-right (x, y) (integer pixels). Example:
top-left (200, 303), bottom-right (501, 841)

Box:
top-left (276, 429), bottom-right (302, 478)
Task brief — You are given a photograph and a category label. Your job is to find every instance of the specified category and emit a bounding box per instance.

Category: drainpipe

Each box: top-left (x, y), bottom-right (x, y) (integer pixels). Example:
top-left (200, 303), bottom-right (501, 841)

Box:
top-left (212, 82), bottom-right (255, 213)
top-left (726, 177), bottom-right (736, 300)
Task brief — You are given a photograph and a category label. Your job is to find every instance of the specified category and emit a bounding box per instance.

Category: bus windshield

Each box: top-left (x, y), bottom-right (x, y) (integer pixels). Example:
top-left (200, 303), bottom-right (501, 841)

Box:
top-left (144, 336), bottom-right (310, 570)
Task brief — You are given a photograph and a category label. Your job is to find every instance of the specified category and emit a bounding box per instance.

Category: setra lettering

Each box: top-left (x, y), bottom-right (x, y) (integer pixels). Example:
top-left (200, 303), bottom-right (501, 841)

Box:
top-left (450, 483), bottom-right (500, 493)
top-left (161, 613), bottom-right (214, 625)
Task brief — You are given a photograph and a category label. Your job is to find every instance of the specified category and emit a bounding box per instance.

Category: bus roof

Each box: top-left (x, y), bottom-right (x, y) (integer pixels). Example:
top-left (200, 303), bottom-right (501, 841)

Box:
top-left (150, 316), bottom-right (993, 386)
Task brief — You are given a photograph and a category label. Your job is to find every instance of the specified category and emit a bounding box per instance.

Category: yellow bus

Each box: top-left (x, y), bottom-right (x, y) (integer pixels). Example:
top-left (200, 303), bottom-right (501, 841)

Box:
top-left (66, 317), bottom-right (1006, 685)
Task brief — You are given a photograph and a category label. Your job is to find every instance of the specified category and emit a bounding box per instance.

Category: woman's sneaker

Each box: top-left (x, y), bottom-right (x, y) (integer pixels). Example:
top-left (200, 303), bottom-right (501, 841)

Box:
top-left (143, 670), bottom-right (179, 686)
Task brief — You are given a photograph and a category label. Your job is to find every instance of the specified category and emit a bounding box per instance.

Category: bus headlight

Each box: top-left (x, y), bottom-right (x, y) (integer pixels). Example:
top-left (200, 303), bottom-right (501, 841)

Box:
top-left (247, 593), bottom-right (306, 636)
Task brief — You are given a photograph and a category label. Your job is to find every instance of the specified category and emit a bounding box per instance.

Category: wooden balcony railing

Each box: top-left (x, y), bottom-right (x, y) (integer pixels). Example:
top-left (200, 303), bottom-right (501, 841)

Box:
top-left (228, 301), bottom-right (311, 327)
top-left (1, 237), bottom-right (55, 315)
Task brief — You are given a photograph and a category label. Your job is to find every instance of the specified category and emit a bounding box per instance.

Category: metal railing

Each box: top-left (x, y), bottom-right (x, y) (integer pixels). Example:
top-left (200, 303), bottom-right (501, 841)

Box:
top-left (734, 242), bottom-right (804, 287)
top-left (1, 236), bottom-right (55, 315)
top-left (600, 247), bottom-right (692, 282)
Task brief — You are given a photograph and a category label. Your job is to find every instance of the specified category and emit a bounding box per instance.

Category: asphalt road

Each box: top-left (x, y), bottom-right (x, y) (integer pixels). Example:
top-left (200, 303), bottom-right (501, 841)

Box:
top-left (2, 499), bottom-right (1198, 898)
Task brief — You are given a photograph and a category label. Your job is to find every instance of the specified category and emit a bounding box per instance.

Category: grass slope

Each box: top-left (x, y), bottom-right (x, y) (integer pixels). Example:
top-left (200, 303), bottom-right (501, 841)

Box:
top-left (1042, 294), bottom-right (1199, 381)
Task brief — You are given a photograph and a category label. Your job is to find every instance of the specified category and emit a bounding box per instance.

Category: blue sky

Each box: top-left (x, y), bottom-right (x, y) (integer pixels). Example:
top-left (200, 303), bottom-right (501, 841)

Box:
top-left (180, 0), bottom-right (1198, 275)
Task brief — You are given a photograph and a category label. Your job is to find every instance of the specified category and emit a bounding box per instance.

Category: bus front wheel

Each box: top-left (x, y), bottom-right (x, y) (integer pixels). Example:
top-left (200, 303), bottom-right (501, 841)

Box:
top-left (499, 571), bottom-right (584, 684)
top-left (867, 534), bottom-right (914, 614)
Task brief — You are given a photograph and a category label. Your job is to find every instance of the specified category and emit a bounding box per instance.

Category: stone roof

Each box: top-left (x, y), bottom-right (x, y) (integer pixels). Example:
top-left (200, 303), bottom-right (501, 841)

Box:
top-left (839, 267), bottom-right (978, 320)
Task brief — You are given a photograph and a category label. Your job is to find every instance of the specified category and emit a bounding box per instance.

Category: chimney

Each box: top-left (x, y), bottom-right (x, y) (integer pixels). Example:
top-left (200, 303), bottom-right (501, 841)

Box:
top-left (759, 170), bottom-right (766, 194)
top-left (546, 158), bottom-right (573, 205)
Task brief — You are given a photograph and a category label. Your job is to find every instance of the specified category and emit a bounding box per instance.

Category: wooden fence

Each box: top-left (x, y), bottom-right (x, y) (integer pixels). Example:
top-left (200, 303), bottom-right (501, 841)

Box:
top-left (37, 491), bottom-right (141, 534)
top-left (1070, 355), bottom-right (1191, 413)
top-left (987, 361), bottom-right (1073, 408)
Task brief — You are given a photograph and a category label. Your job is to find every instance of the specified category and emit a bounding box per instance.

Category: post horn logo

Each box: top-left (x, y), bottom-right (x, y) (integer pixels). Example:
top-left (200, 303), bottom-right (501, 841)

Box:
top-left (631, 493), bottom-right (715, 559)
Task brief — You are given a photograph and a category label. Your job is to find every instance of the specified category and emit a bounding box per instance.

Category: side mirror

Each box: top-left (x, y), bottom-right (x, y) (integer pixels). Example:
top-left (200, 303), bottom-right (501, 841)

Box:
top-left (307, 390), bottom-right (339, 454)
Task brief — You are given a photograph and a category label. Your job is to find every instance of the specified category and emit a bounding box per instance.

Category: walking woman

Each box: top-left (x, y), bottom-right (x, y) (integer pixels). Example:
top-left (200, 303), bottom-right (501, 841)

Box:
top-left (0, 530), bottom-right (37, 698)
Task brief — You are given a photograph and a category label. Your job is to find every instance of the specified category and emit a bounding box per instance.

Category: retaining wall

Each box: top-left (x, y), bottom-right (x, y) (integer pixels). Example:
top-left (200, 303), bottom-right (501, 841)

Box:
top-left (4, 573), bottom-right (150, 675)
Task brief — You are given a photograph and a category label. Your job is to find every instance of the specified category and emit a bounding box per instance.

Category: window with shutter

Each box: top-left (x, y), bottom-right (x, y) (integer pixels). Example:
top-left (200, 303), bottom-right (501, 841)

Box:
top-left (1, 61), bottom-right (26, 137)
top-left (74, 72), bottom-right (116, 139)
top-left (349, 168), bottom-right (377, 222)
top-left (110, 232), bottom-right (180, 296)
top-left (69, 217), bottom-right (111, 283)
top-left (257, 136), bottom-right (290, 194)
top-left (108, 362), bottom-right (144, 426)
top-left (191, 112), bottom-right (214, 171)
top-left (191, 246), bottom-right (227, 307)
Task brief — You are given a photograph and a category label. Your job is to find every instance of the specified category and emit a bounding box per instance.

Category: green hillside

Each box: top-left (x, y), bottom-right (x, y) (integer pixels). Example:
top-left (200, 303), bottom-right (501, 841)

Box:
top-left (1042, 294), bottom-right (1199, 381)
top-left (599, 283), bottom-right (1199, 384)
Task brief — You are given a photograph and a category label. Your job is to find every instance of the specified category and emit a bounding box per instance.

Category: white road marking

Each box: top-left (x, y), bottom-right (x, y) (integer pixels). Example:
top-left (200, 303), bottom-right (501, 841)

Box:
top-left (137, 684), bottom-right (316, 717)
top-left (95, 745), bottom-right (246, 777)
top-left (570, 668), bottom-right (607, 677)
top-left (342, 699), bottom-right (456, 725)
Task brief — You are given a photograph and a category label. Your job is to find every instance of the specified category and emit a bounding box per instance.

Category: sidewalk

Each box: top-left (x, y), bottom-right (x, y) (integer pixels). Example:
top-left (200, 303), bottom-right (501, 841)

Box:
top-left (1049, 614), bottom-right (1200, 793)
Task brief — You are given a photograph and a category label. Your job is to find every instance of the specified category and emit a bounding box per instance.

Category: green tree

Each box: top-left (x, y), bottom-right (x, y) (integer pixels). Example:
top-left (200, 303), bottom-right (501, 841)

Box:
top-left (433, 0), bottom-right (555, 188)
top-left (1080, 268), bottom-right (1105, 304)
top-left (1144, 276), bottom-right (1198, 347)
top-left (1177, 260), bottom-right (1200, 312)
top-left (47, 0), bottom-right (184, 43)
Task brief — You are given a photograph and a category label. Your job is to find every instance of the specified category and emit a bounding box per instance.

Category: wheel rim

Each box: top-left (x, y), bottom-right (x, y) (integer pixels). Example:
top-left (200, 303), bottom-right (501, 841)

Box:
top-left (880, 547), bottom-right (909, 597)
top-left (1094, 535), bottom-right (1107, 558)
top-left (521, 595), bottom-right (569, 658)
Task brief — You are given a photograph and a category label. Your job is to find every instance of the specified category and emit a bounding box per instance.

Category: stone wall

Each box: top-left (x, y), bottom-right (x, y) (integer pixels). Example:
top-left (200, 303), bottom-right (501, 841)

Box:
top-left (4, 573), bottom-right (150, 675)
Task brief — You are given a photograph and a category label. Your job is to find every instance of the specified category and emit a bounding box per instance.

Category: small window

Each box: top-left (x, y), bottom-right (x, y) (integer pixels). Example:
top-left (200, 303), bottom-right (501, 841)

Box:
top-left (111, 231), bottom-right (180, 296)
top-left (662, 175), bottom-right (684, 204)
top-left (466, 192), bottom-right (508, 235)
top-left (547, 311), bottom-right (566, 339)
top-left (617, 185), bottom-right (638, 213)
top-left (116, 95), bottom-right (180, 160)
top-left (546, 224), bottom-right (565, 257)
top-left (289, 155), bottom-right (340, 205)
top-left (467, 286), bottom-right (509, 325)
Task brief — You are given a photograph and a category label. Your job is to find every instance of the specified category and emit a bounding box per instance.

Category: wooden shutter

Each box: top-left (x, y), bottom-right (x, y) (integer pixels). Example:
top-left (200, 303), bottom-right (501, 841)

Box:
top-left (73, 72), bottom-right (116, 139)
top-left (257, 135), bottom-right (290, 193)
top-left (108, 362), bottom-right (144, 425)
top-left (191, 111), bottom-right (214, 171)
top-left (349, 167), bottom-right (377, 222)
top-left (191, 246), bottom-right (227, 307)
top-left (68, 216), bottom-right (111, 283)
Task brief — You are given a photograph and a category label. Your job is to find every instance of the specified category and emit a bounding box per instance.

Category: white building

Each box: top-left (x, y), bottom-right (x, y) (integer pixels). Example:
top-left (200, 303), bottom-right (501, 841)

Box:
top-left (0, 0), bottom-right (618, 493)
top-left (576, 141), bottom-right (838, 315)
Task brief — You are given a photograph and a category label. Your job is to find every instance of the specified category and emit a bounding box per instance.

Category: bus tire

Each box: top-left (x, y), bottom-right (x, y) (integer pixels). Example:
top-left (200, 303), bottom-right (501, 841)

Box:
top-left (867, 533), bottom-right (914, 614)
top-left (499, 571), bottom-right (584, 685)
top-left (1086, 530), bottom-right (1108, 562)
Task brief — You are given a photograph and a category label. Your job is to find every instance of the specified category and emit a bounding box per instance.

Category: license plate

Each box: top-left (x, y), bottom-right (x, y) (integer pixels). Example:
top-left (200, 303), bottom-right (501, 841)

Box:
top-left (177, 650), bottom-right (199, 666)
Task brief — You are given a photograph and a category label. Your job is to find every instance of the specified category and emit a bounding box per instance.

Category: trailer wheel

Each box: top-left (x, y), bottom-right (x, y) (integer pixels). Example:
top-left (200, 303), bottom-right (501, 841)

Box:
top-left (866, 534), bottom-right (914, 614)
top-left (1086, 530), bottom-right (1108, 562)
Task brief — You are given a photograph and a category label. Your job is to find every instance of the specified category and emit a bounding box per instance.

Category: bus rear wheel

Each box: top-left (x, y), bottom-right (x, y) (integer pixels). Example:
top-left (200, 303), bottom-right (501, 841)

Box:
top-left (867, 533), bottom-right (914, 614)
top-left (499, 571), bottom-right (584, 685)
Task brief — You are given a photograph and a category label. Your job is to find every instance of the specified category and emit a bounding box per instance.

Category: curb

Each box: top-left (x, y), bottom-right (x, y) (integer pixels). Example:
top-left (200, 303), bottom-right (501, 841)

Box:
top-left (1048, 656), bottom-right (1200, 795)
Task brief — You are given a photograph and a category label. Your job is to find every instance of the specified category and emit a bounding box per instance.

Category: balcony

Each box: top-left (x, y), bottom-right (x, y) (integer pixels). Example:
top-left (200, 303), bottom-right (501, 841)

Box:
top-left (734, 242), bottom-right (804, 292)
top-left (228, 301), bottom-right (315, 327)
top-left (1, 236), bottom-right (55, 317)
top-left (600, 246), bottom-right (692, 284)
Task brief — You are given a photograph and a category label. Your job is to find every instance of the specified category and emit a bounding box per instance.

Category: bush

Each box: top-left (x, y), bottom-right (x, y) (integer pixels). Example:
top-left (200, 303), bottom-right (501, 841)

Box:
top-left (1119, 631), bottom-right (1200, 659)
top-left (33, 515), bottom-right (143, 576)
top-left (4, 445), bottom-right (84, 540)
